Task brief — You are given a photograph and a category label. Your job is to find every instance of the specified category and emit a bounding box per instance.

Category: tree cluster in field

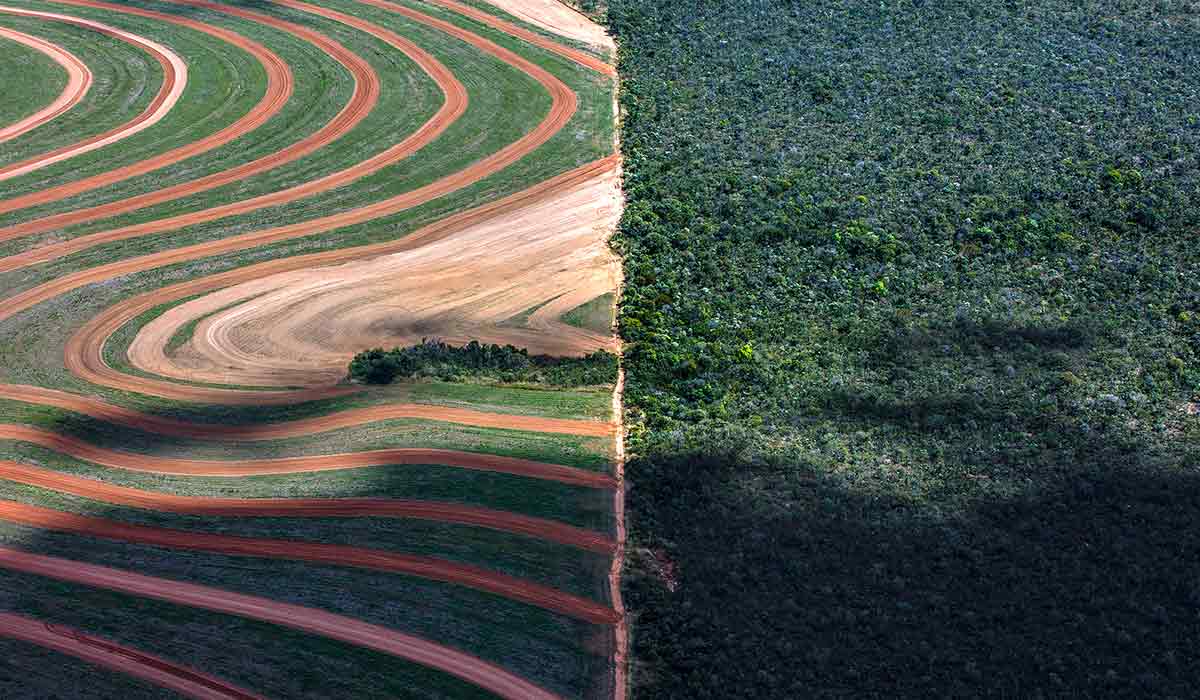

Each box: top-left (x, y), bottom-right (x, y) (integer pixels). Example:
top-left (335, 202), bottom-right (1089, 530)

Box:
top-left (605, 0), bottom-right (1200, 697)
top-left (348, 339), bottom-right (617, 387)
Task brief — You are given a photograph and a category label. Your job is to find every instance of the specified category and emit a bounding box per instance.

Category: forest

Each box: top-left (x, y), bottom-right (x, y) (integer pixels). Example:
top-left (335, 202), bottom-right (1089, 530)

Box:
top-left (606, 0), bottom-right (1200, 697)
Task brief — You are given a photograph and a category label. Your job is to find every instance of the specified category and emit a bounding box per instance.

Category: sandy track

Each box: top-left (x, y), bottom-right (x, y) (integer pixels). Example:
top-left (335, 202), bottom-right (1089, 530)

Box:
top-left (0, 0), bottom-right (433, 251)
top-left (0, 499), bottom-right (619, 623)
top-left (0, 28), bottom-right (91, 144)
top-left (0, 423), bottom-right (615, 487)
top-left (0, 547), bottom-right (562, 700)
top-left (0, 460), bottom-right (615, 552)
top-left (0, 612), bottom-right (264, 700)
top-left (477, 0), bottom-right (613, 52)
top-left (0, 5), bottom-right (186, 183)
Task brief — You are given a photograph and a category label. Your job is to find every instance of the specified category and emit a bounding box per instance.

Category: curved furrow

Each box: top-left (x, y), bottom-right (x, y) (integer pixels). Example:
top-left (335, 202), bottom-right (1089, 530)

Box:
top-left (0, 612), bottom-right (264, 700)
top-left (0, 27), bottom-right (91, 144)
top-left (0, 0), bottom-right (300, 214)
top-left (0, 0), bottom-right (591, 278)
top-left (0, 0), bottom-right (416, 252)
top-left (0, 5), bottom-right (186, 183)
top-left (0, 500), bottom-right (619, 623)
top-left (0, 0), bottom-right (463, 255)
top-left (0, 547), bottom-right (563, 700)
top-left (61, 157), bottom-right (615, 405)
top-left (0, 422), bottom-right (615, 486)
top-left (0, 460), bottom-right (616, 552)
top-left (0, 383), bottom-right (612, 437)
top-left (131, 160), bottom-right (621, 387)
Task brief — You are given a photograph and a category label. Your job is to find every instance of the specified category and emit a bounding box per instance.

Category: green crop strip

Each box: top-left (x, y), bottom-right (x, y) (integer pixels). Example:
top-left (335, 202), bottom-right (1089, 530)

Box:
top-left (0, 0), bottom-right (358, 228)
top-left (0, 30), bottom-right (67, 127)
top-left (0, 479), bottom-right (610, 600)
top-left (0, 441), bottom-right (612, 530)
top-left (0, 637), bottom-right (175, 699)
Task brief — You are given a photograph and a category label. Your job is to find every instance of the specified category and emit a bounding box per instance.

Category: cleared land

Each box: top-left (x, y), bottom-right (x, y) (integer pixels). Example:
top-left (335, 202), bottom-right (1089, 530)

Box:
top-left (0, 0), bottom-right (623, 697)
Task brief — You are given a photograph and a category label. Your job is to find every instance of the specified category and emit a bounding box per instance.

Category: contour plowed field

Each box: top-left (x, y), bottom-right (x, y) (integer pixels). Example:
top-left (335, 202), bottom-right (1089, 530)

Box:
top-left (0, 0), bottom-right (623, 697)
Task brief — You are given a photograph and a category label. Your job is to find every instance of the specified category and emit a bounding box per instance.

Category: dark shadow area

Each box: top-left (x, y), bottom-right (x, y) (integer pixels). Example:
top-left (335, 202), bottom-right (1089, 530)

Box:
top-left (624, 319), bottom-right (1200, 699)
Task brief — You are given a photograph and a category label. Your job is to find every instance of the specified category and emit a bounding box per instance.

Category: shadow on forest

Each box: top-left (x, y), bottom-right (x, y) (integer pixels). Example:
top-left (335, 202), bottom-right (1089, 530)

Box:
top-left (626, 319), bottom-right (1200, 699)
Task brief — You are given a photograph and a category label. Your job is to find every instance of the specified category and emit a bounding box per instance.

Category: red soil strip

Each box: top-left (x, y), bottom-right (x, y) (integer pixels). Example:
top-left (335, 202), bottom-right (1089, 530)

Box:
top-left (0, 28), bottom-right (92, 144)
top-left (0, 612), bottom-right (264, 700)
top-left (0, 384), bottom-right (612, 438)
top-left (0, 0), bottom-right (297, 210)
top-left (0, 423), bottom-right (615, 488)
top-left (0, 460), bottom-right (616, 552)
top-left (0, 6), bottom-right (186, 183)
top-left (428, 0), bottom-right (615, 76)
top-left (0, 499), bottom-right (619, 623)
top-left (0, 0), bottom-right (428, 250)
top-left (0, 547), bottom-right (563, 700)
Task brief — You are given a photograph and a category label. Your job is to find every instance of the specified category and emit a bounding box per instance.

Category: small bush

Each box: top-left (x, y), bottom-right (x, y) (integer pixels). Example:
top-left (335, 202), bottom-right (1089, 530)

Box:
top-left (347, 339), bottom-right (618, 387)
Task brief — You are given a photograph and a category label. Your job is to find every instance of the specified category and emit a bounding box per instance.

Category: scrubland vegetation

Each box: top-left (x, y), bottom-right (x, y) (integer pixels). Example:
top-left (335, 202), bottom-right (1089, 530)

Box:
top-left (606, 1), bottom-right (1200, 696)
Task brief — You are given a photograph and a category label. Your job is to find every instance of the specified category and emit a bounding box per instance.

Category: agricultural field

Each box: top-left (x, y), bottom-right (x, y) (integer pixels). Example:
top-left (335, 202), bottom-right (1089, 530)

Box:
top-left (605, 0), bottom-right (1200, 698)
top-left (0, 0), bottom-right (625, 698)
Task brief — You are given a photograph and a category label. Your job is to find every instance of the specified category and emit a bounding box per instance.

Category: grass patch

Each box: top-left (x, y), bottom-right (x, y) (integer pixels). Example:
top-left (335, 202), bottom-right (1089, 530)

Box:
top-left (561, 292), bottom-right (613, 334)
top-left (0, 29), bottom-right (68, 127)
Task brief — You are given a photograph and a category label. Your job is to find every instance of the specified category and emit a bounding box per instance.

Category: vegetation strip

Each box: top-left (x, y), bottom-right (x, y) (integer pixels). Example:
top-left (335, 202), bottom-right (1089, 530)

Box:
top-left (0, 546), bottom-right (563, 700)
top-left (0, 611), bottom-right (264, 700)
top-left (0, 460), bottom-right (615, 552)
top-left (0, 4), bottom-right (185, 182)
top-left (0, 27), bottom-right (90, 143)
